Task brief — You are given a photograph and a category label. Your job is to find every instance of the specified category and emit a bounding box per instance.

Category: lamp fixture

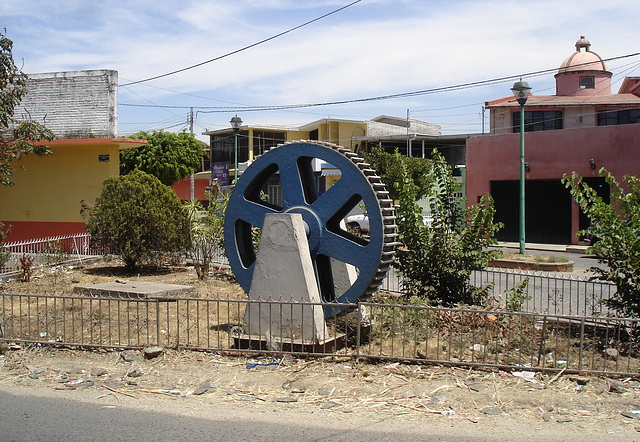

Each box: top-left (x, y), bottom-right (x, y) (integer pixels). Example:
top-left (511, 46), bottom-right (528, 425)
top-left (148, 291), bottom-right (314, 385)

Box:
top-left (589, 158), bottom-right (596, 170)
top-left (230, 115), bottom-right (243, 131)
top-left (525, 162), bottom-right (530, 173)
top-left (511, 81), bottom-right (532, 106)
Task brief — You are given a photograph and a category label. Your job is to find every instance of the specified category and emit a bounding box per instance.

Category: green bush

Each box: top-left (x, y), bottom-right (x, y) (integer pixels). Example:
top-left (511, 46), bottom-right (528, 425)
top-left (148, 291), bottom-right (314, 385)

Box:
top-left (392, 150), bottom-right (501, 306)
top-left (184, 191), bottom-right (228, 279)
top-left (0, 221), bottom-right (11, 269)
top-left (86, 170), bottom-right (190, 271)
top-left (121, 130), bottom-right (202, 186)
top-left (563, 170), bottom-right (640, 317)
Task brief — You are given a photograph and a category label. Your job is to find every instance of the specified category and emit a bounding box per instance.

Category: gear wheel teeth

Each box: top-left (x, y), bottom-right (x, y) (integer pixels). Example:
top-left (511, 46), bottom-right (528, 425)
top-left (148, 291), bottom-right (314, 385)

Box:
top-left (298, 141), bottom-right (397, 298)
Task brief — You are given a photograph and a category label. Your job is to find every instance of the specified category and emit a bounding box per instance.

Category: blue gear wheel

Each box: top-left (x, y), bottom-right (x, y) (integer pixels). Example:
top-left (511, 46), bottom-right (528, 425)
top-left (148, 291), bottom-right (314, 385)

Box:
top-left (224, 140), bottom-right (397, 317)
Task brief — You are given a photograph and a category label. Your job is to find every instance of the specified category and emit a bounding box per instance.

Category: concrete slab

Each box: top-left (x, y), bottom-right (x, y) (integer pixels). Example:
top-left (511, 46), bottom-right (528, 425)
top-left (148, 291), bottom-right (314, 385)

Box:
top-left (74, 281), bottom-right (194, 299)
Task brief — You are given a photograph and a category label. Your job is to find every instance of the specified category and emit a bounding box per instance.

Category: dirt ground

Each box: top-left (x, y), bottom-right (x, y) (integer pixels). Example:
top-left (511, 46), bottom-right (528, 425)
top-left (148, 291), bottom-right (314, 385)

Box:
top-left (2, 261), bottom-right (640, 439)
top-left (1, 345), bottom-right (640, 440)
top-left (0, 259), bottom-right (246, 299)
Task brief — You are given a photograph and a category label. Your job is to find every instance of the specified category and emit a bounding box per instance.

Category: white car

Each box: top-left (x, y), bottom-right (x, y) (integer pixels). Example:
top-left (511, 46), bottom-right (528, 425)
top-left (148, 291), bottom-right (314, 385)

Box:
top-left (344, 213), bottom-right (432, 235)
top-left (344, 213), bottom-right (369, 235)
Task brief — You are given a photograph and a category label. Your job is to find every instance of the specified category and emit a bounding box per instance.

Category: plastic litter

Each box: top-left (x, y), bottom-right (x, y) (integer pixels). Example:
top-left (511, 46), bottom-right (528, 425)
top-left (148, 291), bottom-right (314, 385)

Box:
top-left (246, 360), bottom-right (279, 369)
top-left (513, 371), bottom-right (537, 383)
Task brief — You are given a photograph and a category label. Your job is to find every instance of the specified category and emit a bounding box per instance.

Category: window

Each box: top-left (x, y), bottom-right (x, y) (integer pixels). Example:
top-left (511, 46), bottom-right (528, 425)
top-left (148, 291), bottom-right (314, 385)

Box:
top-left (513, 110), bottom-right (563, 133)
top-left (252, 131), bottom-right (286, 157)
top-left (210, 134), bottom-right (232, 163)
top-left (211, 132), bottom-right (249, 164)
top-left (598, 109), bottom-right (640, 126)
top-left (580, 76), bottom-right (595, 89)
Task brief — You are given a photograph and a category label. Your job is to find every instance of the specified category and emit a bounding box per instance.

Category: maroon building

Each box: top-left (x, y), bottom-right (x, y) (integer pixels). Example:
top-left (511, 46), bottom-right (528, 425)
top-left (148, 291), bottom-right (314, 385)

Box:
top-left (466, 37), bottom-right (640, 245)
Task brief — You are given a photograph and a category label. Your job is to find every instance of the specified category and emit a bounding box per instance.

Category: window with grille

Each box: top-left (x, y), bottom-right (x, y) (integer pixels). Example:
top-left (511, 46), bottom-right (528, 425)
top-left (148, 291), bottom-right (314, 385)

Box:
top-left (513, 111), bottom-right (563, 132)
top-left (580, 76), bottom-right (595, 89)
top-left (598, 109), bottom-right (640, 126)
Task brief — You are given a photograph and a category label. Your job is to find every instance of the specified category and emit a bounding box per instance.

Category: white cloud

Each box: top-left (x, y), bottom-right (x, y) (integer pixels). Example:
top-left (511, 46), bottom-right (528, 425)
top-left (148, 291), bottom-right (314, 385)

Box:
top-left (4, 0), bottom-right (640, 135)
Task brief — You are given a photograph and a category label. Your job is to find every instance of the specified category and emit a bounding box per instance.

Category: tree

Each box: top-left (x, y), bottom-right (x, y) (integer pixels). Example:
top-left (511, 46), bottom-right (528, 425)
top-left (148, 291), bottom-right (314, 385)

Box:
top-left (0, 29), bottom-right (54, 186)
top-left (392, 149), bottom-right (501, 306)
top-left (364, 145), bottom-right (433, 201)
top-left (86, 170), bottom-right (190, 271)
top-left (0, 221), bottom-right (11, 269)
top-left (121, 130), bottom-right (203, 186)
top-left (184, 190), bottom-right (229, 280)
top-left (563, 170), bottom-right (640, 317)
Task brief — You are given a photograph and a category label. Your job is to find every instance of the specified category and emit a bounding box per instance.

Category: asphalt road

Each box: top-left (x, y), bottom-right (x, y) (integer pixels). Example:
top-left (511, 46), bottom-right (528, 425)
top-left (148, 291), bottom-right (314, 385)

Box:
top-left (0, 385), bottom-right (501, 442)
top-left (0, 384), bottom-right (610, 442)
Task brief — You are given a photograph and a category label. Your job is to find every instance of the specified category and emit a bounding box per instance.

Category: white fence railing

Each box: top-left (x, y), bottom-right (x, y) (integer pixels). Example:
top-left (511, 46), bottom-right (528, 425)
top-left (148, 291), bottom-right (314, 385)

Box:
top-left (1, 233), bottom-right (102, 275)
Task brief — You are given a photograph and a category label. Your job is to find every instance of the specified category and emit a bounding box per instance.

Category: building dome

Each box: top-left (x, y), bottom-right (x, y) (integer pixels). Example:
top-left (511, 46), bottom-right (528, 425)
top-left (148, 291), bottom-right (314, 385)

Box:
top-left (555, 36), bottom-right (611, 96)
top-left (558, 36), bottom-right (607, 74)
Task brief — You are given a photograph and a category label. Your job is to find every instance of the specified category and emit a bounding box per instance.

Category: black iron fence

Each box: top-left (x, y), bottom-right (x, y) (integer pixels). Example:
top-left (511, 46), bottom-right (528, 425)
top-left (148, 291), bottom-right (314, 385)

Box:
top-left (2, 293), bottom-right (637, 376)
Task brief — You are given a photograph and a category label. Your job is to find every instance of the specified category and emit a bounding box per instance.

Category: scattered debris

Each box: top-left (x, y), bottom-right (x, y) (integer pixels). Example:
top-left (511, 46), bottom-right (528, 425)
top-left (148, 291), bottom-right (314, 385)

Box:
top-left (143, 346), bottom-right (164, 359)
top-left (464, 379), bottom-right (486, 392)
top-left (480, 407), bottom-right (503, 415)
top-left (246, 360), bottom-right (279, 370)
top-left (127, 367), bottom-right (144, 378)
top-left (321, 402), bottom-right (338, 409)
top-left (621, 411), bottom-right (640, 421)
top-left (334, 364), bottom-right (351, 374)
top-left (65, 378), bottom-right (94, 388)
top-left (512, 371), bottom-right (537, 383)
top-left (192, 381), bottom-right (218, 395)
top-left (121, 350), bottom-right (142, 362)
top-left (569, 375), bottom-right (590, 385)
top-left (275, 397), bottom-right (298, 403)
top-left (604, 348), bottom-right (619, 359)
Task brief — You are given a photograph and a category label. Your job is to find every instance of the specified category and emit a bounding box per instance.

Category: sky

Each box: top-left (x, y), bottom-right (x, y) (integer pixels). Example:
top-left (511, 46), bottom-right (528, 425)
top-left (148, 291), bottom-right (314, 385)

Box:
top-left (3, 0), bottom-right (640, 142)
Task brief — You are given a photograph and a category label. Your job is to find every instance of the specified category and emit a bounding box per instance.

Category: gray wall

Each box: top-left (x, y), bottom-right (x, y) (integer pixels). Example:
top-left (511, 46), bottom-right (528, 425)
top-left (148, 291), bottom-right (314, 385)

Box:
top-left (14, 69), bottom-right (118, 139)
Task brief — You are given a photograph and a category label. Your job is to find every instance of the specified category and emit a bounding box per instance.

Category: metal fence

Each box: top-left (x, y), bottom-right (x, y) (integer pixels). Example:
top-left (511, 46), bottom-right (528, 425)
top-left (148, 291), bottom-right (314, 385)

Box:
top-left (470, 268), bottom-right (616, 317)
top-left (3, 236), bottom-right (616, 318)
top-left (1, 293), bottom-right (638, 376)
top-left (379, 266), bottom-right (616, 317)
top-left (1, 234), bottom-right (102, 276)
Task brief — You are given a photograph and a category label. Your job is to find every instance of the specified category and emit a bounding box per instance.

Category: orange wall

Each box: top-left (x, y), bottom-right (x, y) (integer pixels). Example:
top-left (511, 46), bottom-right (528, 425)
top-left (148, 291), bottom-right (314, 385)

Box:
top-left (172, 175), bottom-right (211, 202)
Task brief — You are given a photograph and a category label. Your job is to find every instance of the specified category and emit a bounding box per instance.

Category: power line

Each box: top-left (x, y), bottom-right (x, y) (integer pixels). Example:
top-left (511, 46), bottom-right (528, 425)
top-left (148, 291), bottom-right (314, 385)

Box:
top-left (119, 51), bottom-right (640, 113)
top-left (119, 0), bottom-right (362, 87)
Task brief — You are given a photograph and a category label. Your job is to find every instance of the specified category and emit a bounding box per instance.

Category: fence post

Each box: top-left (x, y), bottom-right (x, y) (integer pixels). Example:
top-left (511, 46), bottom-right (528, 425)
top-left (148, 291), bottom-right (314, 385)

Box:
top-left (355, 302), bottom-right (361, 362)
top-left (578, 317), bottom-right (586, 372)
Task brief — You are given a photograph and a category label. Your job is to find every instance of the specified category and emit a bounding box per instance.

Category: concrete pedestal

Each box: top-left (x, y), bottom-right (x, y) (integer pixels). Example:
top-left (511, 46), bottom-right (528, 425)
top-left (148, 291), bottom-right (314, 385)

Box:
top-left (243, 213), bottom-right (328, 346)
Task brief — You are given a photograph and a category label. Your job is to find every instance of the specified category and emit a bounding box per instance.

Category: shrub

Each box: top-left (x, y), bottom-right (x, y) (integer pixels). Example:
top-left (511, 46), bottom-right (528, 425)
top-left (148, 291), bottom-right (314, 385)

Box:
top-left (86, 169), bottom-right (190, 271)
top-left (393, 150), bottom-right (501, 306)
top-left (0, 221), bottom-right (11, 270)
top-left (184, 191), bottom-right (229, 279)
top-left (563, 170), bottom-right (640, 317)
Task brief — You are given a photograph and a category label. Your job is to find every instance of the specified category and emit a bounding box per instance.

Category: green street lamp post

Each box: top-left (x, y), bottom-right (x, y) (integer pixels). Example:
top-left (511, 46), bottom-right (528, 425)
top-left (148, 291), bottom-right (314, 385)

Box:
top-left (230, 115), bottom-right (242, 185)
top-left (511, 81), bottom-right (531, 255)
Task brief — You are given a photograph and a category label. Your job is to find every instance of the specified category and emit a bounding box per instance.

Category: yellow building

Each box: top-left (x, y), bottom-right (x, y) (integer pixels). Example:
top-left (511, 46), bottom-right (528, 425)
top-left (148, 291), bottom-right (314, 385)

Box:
top-left (0, 69), bottom-right (146, 242)
top-left (1, 138), bottom-right (145, 241)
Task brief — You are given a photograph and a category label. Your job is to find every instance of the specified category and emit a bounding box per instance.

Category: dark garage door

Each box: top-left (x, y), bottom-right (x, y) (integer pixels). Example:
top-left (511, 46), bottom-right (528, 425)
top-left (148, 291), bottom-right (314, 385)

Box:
top-left (491, 179), bottom-right (572, 245)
